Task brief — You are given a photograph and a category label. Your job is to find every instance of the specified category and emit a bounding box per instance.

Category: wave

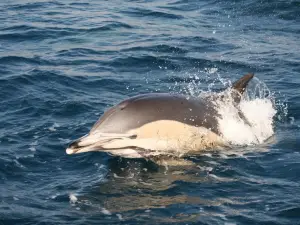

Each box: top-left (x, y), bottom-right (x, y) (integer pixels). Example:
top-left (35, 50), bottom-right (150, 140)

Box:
top-left (0, 28), bottom-right (75, 41)
top-left (276, 207), bottom-right (300, 218)
top-left (121, 7), bottom-right (184, 19)
top-left (6, 1), bottom-right (64, 10)
top-left (0, 21), bottom-right (133, 42)
top-left (121, 44), bottom-right (188, 54)
top-left (211, 0), bottom-right (300, 21)
top-left (0, 56), bottom-right (52, 66)
top-left (87, 22), bottom-right (134, 32)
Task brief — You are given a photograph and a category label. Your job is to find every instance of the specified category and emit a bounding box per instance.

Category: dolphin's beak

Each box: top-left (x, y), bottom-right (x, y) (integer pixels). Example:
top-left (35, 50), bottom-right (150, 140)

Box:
top-left (66, 132), bottom-right (137, 155)
top-left (66, 140), bottom-right (82, 154)
top-left (66, 133), bottom-right (100, 155)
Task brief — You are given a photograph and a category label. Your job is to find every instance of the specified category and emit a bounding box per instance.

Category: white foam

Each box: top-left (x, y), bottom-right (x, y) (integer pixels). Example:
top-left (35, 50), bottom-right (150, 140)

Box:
top-left (214, 84), bottom-right (277, 146)
top-left (29, 140), bottom-right (38, 152)
top-left (58, 138), bottom-right (72, 143)
top-left (116, 214), bottom-right (123, 220)
top-left (29, 147), bottom-right (36, 152)
top-left (31, 140), bottom-right (38, 146)
top-left (217, 98), bottom-right (258, 145)
top-left (101, 208), bottom-right (112, 215)
top-left (49, 123), bottom-right (60, 132)
top-left (205, 67), bottom-right (218, 74)
top-left (179, 74), bottom-right (282, 147)
top-left (196, 165), bottom-right (213, 172)
top-left (69, 193), bottom-right (78, 205)
top-left (49, 127), bottom-right (57, 131)
top-left (239, 98), bottom-right (276, 143)
top-left (209, 174), bottom-right (235, 182)
top-left (51, 194), bottom-right (58, 199)
top-left (63, 74), bottom-right (283, 159)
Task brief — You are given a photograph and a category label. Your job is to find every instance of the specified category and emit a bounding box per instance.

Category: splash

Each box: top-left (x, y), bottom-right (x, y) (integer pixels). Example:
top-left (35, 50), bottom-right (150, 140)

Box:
top-left (215, 75), bottom-right (289, 146)
top-left (176, 71), bottom-right (286, 147)
top-left (216, 90), bottom-right (276, 145)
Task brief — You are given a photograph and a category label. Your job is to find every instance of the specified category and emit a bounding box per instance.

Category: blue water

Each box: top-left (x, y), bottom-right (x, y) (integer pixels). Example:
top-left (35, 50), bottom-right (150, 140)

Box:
top-left (1, 0), bottom-right (300, 224)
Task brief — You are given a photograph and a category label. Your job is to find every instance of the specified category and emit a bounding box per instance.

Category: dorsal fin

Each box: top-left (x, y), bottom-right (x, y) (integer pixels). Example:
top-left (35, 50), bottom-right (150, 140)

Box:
top-left (233, 73), bottom-right (254, 94)
top-left (231, 73), bottom-right (254, 102)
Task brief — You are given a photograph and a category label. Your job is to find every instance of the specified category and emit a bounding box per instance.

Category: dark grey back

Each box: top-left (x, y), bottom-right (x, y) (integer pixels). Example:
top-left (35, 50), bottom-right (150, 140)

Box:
top-left (90, 93), bottom-right (220, 135)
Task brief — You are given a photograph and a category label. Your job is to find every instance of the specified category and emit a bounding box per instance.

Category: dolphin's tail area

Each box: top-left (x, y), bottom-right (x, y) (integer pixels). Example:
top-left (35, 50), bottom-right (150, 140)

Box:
top-left (231, 73), bottom-right (254, 102)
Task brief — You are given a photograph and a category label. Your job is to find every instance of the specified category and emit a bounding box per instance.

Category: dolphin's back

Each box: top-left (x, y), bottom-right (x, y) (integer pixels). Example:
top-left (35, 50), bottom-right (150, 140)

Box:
top-left (91, 93), bottom-right (219, 135)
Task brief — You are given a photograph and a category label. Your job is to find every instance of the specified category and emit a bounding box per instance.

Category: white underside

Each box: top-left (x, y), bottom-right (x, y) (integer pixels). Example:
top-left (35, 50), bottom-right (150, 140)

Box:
top-left (104, 149), bottom-right (144, 158)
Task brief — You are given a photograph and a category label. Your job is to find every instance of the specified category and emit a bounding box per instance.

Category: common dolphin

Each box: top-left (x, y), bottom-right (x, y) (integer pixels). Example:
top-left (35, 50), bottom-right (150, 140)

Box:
top-left (66, 73), bottom-right (254, 159)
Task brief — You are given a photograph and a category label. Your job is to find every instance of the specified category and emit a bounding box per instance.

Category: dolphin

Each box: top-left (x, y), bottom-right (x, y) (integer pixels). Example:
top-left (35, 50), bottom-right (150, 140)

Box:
top-left (66, 73), bottom-right (254, 159)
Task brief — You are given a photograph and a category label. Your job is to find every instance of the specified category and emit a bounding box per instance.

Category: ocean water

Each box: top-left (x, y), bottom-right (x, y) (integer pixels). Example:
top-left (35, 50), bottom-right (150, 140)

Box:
top-left (1, 0), bottom-right (300, 224)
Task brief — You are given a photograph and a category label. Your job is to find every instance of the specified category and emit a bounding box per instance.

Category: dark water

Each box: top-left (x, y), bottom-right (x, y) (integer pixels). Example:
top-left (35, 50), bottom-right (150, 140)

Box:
top-left (1, 0), bottom-right (300, 224)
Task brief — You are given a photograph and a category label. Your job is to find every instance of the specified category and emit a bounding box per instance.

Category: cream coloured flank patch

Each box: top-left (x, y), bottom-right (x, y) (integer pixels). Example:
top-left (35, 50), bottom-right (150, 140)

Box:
top-left (99, 120), bottom-right (227, 157)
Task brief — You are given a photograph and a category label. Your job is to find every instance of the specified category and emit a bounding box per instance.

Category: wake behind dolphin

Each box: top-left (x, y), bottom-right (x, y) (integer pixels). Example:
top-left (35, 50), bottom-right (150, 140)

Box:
top-left (66, 73), bottom-right (276, 160)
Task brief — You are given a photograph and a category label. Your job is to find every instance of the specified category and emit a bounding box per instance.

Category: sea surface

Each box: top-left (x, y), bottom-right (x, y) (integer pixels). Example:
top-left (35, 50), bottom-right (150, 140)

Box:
top-left (1, 0), bottom-right (300, 224)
